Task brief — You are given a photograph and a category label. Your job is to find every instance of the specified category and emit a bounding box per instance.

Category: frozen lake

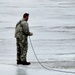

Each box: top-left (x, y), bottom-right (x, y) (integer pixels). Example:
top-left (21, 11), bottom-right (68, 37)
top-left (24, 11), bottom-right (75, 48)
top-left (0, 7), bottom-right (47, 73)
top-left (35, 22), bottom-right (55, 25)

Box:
top-left (0, 0), bottom-right (75, 75)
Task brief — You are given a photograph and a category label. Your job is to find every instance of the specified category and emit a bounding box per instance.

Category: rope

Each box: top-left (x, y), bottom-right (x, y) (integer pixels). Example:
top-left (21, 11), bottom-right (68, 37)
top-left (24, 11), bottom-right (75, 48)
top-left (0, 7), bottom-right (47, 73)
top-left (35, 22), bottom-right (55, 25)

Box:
top-left (29, 36), bottom-right (75, 74)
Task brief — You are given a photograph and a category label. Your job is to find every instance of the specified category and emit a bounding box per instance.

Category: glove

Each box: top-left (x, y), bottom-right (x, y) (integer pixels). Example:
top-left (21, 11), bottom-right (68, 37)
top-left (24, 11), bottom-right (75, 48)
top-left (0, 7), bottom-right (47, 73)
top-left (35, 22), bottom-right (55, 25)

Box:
top-left (29, 32), bottom-right (33, 36)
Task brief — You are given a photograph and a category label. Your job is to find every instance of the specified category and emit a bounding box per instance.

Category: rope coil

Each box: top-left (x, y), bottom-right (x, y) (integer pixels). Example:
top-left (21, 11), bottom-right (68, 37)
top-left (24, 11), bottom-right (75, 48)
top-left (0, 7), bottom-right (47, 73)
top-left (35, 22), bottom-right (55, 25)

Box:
top-left (29, 36), bottom-right (75, 74)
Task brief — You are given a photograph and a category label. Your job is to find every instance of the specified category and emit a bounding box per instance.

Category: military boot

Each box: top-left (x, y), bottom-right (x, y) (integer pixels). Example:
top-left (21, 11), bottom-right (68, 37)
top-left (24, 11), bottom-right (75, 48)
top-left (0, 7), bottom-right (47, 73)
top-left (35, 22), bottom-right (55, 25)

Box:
top-left (17, 60), bottom-right (22, 65)
top-left (21, 61), bottom-right (31, 65)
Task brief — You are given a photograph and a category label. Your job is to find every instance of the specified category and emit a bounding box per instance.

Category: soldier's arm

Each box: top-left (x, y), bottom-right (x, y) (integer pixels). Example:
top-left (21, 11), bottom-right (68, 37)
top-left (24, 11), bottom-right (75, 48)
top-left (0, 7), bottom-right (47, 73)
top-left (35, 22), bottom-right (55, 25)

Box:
top-left (21, 21), bottom-right (33, 36)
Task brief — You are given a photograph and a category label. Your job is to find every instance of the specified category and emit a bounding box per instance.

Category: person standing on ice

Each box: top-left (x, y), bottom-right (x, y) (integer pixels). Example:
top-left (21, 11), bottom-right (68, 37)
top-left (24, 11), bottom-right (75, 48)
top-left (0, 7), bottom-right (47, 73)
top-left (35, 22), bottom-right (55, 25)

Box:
top-left (15, 13), bottom-right (33, 65)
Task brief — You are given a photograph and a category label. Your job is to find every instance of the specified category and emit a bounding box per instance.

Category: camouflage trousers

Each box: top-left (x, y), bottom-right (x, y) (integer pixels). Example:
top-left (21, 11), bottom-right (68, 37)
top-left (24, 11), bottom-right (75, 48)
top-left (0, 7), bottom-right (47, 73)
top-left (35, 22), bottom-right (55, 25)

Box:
top-left (16, 36), bottom-right (28, 62)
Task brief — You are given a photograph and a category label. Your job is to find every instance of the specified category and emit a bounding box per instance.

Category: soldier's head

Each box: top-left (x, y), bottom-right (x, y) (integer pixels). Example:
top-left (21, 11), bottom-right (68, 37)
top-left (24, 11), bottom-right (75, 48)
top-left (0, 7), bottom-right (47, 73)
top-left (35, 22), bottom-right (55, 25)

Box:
top-left (23, 13), bottom-right (29, 21)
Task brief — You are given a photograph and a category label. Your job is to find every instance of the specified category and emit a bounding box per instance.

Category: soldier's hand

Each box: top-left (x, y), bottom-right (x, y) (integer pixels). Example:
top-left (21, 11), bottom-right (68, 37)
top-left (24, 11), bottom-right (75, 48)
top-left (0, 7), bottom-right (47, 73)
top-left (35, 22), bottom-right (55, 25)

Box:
top-left (29, 32), bottom-right (33, 36)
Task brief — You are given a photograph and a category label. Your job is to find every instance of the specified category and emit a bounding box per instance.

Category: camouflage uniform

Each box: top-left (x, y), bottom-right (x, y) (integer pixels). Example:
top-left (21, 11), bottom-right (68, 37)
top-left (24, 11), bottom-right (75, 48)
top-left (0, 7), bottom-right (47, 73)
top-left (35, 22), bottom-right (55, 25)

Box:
top-left (15, 18), bottom-right (31, 62)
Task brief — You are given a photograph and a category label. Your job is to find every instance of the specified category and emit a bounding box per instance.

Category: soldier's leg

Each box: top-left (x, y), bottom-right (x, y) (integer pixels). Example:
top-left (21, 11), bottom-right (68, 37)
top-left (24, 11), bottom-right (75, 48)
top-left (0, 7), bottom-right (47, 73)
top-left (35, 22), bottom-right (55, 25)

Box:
top-left (19, 36), bottom-right (30, 65)
top-left (16, 38), bottom-right (21, 62)
top-left (20, 42), bottom-right (31, 65)
top-left (20, 39), bottom-right (28, 62)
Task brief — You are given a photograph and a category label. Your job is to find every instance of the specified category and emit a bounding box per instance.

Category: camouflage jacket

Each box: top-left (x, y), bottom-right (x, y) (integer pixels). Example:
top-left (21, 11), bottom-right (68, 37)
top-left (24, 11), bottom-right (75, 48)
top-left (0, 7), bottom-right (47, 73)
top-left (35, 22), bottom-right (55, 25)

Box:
top-left (15, 19), bottom-right (31, 38)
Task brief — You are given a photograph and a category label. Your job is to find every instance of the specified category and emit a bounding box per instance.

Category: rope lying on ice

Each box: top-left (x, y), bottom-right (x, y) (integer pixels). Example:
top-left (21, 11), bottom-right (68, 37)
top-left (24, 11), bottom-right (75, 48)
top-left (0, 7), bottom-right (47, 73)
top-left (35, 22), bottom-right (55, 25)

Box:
top-left (29, 36), bottom-right (75, 74)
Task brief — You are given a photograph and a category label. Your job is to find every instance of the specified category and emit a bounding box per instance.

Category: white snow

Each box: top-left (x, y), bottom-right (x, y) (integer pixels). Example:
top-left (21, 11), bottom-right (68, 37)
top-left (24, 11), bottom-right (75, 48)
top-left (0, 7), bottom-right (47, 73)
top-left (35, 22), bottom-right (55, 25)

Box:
top-left (0, 0), bottom-right (75, 75)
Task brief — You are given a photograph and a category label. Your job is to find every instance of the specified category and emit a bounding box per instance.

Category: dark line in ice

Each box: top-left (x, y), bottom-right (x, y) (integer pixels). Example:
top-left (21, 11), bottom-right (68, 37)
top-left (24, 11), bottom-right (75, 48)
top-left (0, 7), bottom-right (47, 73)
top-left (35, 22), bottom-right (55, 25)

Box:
top-left (56, 53), bottom-right (75, 55)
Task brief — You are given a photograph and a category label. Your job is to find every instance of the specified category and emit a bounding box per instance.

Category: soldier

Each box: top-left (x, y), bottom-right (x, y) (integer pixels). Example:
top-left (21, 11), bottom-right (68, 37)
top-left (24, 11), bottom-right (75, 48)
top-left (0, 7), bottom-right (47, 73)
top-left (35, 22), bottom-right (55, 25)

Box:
top-left (15, 13), bottom-right (33, 65)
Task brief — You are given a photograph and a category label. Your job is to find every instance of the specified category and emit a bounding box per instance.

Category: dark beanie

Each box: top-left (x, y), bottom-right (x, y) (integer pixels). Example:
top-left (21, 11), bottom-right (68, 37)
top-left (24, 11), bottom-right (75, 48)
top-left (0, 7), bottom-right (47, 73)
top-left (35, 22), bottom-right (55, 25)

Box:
top-left (23, 13), bottom-right (29, 18)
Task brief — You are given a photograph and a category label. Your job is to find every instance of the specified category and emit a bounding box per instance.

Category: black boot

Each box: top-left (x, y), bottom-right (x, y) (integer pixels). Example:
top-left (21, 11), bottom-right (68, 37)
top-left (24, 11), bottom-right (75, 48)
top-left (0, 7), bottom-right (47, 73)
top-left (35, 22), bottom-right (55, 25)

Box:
top-left (21, 61), bottom-right (31, 65)
top-left (17, 60), bottom-right (22, 65)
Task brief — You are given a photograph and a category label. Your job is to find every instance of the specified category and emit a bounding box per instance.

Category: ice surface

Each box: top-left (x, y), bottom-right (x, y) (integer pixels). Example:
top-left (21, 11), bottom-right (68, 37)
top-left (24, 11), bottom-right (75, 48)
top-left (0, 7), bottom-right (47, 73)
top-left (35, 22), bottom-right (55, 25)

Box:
top-left (0, 0), bottom-right (75, 75)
